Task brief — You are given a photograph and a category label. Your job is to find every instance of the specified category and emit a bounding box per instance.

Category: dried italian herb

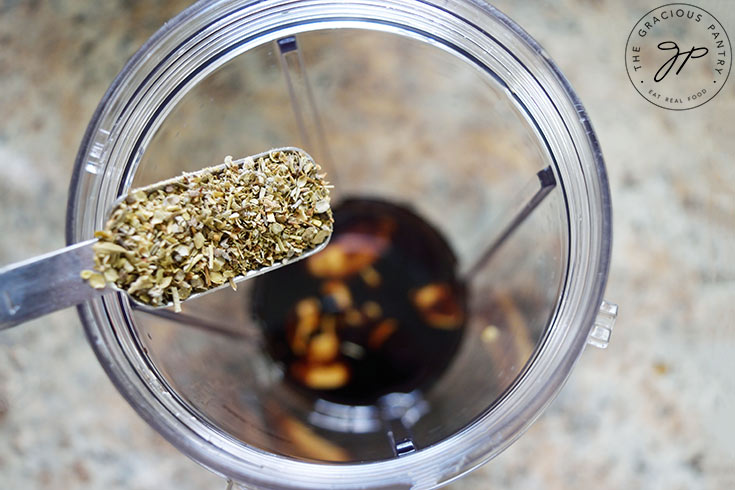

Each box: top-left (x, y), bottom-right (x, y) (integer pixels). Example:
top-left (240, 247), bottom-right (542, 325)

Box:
top-left (82, 149), bottom-right (333, 311)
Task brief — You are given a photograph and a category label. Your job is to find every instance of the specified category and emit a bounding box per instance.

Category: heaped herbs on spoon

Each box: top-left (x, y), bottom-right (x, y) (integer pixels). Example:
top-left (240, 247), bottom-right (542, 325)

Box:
top-left (81, 149), bottom-right (334, 312)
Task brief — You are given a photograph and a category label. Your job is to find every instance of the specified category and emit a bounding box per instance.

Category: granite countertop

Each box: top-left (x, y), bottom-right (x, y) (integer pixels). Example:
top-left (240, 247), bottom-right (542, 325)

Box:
top-left (0, 1), bottom-right (733, 489)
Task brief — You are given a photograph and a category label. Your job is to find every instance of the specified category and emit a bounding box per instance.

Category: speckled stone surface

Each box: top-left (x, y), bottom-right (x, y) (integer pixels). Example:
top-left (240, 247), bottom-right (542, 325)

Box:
top-left (0, 1), bottom-right (733, 489)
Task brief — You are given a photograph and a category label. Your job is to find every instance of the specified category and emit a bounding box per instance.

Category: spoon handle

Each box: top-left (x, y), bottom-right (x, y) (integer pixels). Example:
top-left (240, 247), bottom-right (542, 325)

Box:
top-left (0, 239), bottom-right (105, 330)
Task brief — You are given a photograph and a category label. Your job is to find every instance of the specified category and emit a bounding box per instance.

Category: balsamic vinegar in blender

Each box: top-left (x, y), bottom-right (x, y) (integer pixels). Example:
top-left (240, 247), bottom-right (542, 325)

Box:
top-left (252, 198), bottom-right (466, 406)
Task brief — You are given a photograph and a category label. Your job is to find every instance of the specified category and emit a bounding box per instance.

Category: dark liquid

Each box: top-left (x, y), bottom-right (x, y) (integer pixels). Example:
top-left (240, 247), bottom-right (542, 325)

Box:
top-left (252, 198), bottom-right (466, 406)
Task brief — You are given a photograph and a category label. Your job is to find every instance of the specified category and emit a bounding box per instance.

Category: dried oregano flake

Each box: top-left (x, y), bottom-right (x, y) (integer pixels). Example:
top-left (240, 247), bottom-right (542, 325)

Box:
top-left (87, 149), bottom-right (333, 310)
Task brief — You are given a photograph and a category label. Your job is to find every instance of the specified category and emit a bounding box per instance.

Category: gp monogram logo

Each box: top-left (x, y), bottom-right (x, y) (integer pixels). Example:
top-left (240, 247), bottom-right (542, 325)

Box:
top-left (626, 3), bottom-right (731, 110)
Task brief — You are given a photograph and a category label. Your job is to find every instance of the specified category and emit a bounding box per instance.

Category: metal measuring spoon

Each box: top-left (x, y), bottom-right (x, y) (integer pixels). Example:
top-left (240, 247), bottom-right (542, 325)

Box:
top-left (0, 147), bottom-right (332, 330)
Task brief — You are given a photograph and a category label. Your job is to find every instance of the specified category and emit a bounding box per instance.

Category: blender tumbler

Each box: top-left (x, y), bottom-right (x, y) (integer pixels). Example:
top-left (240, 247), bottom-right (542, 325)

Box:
top-left (63, 0), bottom-right (618, 488)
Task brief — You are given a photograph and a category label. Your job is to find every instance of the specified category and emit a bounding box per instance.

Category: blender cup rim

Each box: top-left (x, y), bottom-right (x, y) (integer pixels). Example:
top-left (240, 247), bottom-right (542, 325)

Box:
top-left (66, 0), bottom-right (611, 487)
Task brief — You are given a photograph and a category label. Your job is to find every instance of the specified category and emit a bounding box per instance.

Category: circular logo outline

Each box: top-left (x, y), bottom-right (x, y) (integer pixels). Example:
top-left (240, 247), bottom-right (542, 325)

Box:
top-left (625, 2), bottom-right (732, 110)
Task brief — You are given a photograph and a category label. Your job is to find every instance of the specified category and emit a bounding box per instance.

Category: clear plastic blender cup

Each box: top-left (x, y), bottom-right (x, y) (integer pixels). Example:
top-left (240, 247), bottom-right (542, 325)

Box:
top-left (66, 0), bottom-right (616, 488)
